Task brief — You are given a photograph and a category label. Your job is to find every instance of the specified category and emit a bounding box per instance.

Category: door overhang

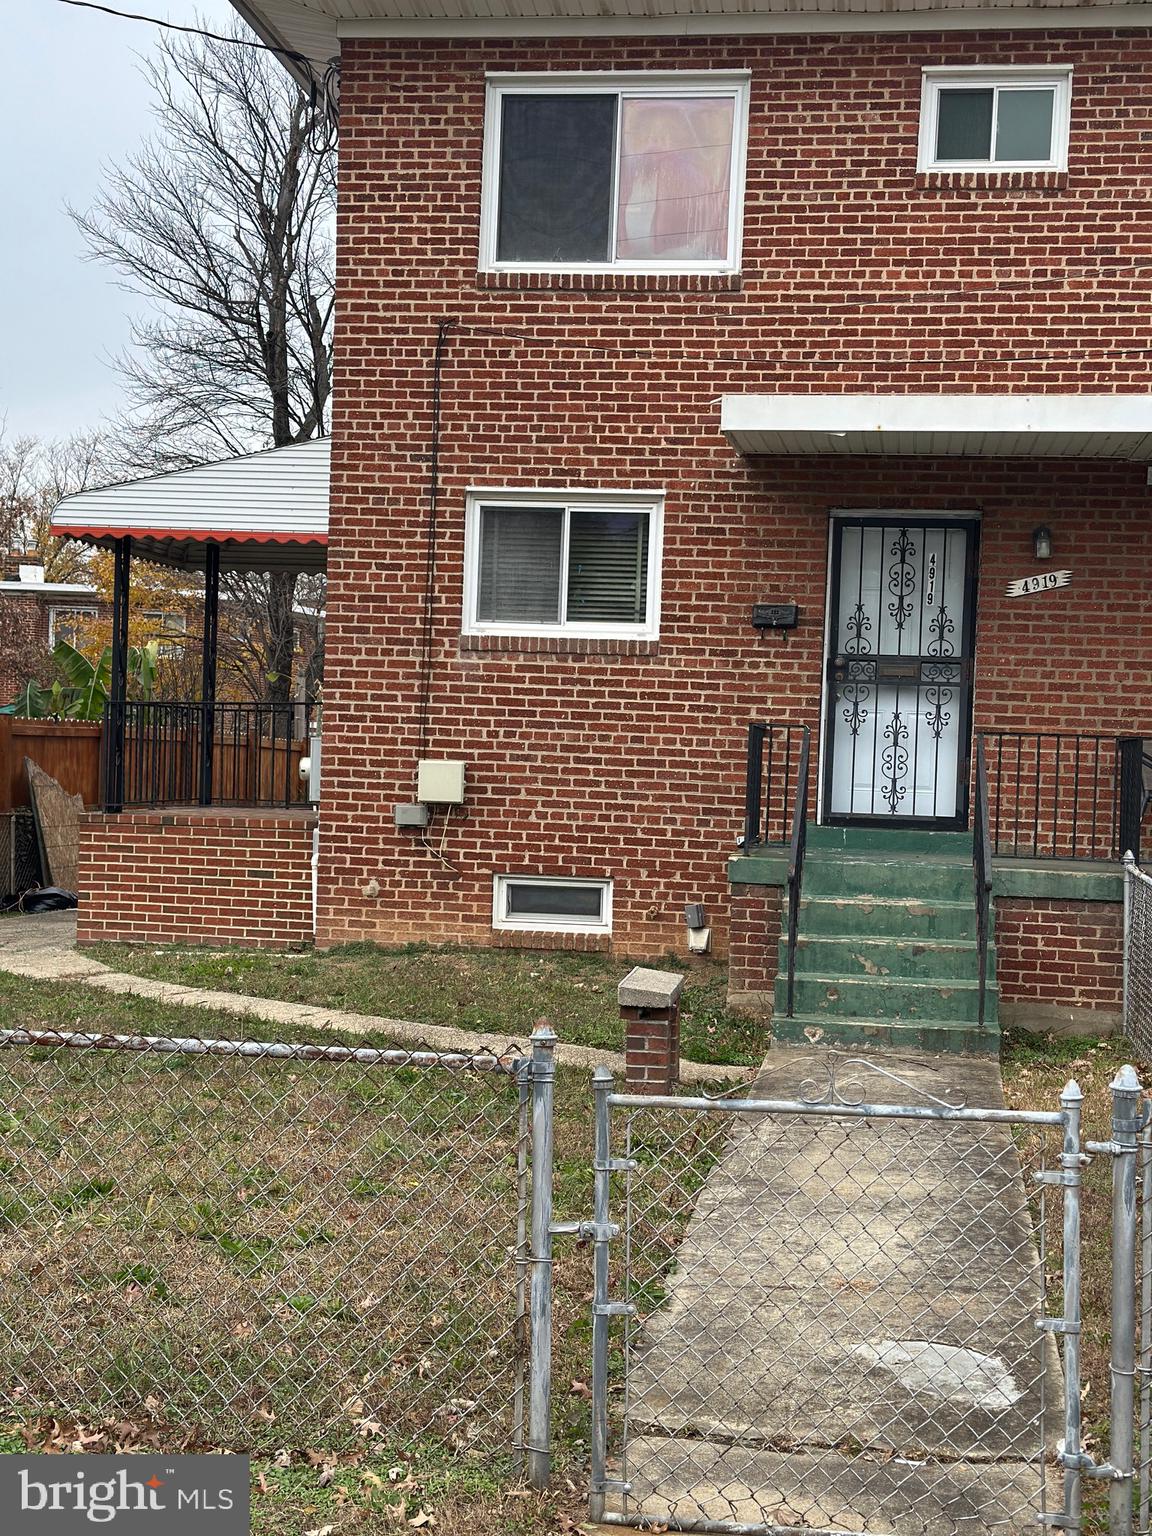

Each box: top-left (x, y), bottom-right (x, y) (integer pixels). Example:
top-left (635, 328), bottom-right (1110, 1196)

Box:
top-left (721, 394), bottom-right (1152, 461)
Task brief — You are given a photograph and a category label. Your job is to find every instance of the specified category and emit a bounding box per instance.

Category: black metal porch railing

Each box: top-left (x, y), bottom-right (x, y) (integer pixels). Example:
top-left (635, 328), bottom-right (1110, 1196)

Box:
top-left (743, 722), bottom-right (812, 849)
top-left (982, 731), bottom-right (1146, 863)
top-left (973, 734), bottom-right (993, 1030)
top-left (102, 700), bottom-right (318, 812)
top-left (784, 727), bottom-right (811, 1020)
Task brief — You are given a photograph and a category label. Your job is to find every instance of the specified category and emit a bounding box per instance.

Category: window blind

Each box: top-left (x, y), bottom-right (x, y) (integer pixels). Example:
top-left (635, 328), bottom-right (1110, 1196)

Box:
top-left (566, 511), bottom-right (649, 624)
top-left (477, 507), bottom-right (563, 623)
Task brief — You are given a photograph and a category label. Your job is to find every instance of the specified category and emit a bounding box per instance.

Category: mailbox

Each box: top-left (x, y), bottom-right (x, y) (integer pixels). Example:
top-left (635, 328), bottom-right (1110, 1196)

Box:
top-left (752, 603), bottom-right (799, 630)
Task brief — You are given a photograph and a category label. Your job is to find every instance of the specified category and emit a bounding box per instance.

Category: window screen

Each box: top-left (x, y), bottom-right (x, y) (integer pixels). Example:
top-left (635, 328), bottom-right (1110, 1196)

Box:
top-left (477, 507), bottom-right (563, 623)
top-left (566, 511), bottom-right (649, 624)
top-left (496, 94), bottom-right (617, 263)
top-left (935, 89), bottom-right (994, 160)
top-left (505, 882), bottom-right (605, 919)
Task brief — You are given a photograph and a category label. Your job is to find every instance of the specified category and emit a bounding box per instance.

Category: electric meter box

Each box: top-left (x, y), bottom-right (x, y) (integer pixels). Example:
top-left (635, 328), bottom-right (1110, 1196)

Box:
top-left (417, 759), bottom-right (466, 805)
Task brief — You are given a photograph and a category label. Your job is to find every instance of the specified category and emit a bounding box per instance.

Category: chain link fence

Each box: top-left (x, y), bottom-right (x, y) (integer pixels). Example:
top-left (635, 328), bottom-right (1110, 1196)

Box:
top-left (1126, 857), bottom-right (1152, 1063)
top-left (587, 1057), bottom-right (1081, 1536)
top-left (0, 1028), bottom-right (536, 1457)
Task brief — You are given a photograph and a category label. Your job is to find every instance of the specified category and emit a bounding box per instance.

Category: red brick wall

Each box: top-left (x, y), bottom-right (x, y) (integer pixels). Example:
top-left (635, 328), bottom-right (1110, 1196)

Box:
top-left (319, 29), bottom-right (1152, 961)
top-left (995, 896), bottom-right (1123, 1020)
top-left (78, 809), bottom-right (317, 949)
top-left (728, 887), bottom-right (784, 996)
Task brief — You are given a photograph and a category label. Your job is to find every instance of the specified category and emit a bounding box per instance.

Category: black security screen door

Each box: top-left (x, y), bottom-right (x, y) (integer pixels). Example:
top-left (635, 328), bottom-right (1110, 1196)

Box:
top-left (822, 519), bottom-right (979, 827)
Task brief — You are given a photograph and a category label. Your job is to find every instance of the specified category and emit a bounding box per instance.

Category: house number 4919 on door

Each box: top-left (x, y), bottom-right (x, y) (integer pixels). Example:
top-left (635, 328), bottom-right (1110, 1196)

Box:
top-left (1004, 570), bottom-right (1073, 598)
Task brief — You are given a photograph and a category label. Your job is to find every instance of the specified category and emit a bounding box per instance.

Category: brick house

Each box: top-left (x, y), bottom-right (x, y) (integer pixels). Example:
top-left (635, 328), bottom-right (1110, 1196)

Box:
top-left (58, 0), bottom-right (1152, 1049)
top-left (0, 559), bottom-right (108, 703)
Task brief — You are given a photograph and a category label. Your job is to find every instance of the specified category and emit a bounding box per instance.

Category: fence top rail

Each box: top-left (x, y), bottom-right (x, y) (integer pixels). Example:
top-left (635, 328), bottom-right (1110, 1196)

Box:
top-left (606, 1090), bottom-right (1067, 1126)
top-left (1127, 857), bottom-right (1152, 890)
top-left (0, 1028), bottom-right (527, 1075)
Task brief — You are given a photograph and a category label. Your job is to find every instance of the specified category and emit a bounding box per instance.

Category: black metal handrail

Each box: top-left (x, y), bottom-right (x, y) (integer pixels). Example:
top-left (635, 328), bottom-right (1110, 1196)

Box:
top-left (973, 734), bottom-right (993, 1031)
top-left (785, 726), bottom-right (811, 1020)
top-left (102, 700), bottom-right (318, 812)
top-left (743, 721), bottom-right (809, 848)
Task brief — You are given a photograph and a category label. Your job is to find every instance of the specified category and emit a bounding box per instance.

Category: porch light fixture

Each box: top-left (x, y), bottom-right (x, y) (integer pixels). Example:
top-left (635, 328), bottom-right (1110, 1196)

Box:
top-left (1033, 525), bottom-right (1053, 560)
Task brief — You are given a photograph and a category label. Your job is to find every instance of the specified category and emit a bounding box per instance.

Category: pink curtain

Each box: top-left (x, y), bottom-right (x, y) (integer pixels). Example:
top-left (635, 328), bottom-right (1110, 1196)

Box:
top-left (616, 96), bottom-right (735, 263)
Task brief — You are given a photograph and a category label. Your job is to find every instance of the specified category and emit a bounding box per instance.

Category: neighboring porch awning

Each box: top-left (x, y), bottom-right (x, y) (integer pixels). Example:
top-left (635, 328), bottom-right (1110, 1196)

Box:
top-left (720, 395), bottom-right (1152, 461)
top-left (51, 439), bottom-right (330, 573)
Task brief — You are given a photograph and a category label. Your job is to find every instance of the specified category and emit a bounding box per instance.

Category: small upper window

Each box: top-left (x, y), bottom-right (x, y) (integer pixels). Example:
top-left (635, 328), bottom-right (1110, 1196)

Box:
top-left (481, 73), bottom-right (749, 273)
top-left (464, 491), bottom-right (662, 640)
top-left (919, 68), bottom-right (1072, 171)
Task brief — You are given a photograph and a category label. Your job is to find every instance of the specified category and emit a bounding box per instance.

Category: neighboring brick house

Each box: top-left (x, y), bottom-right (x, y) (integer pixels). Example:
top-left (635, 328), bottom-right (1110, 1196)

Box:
top-left (0, 560), bottom-right (107, 703)
top-left (59, 0), bottom-right (1152, 1046)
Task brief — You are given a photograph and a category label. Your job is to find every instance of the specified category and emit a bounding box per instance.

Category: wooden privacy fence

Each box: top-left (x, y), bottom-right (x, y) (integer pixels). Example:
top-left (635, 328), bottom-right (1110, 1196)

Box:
top-left (0, 714), bottom-right (311, 811)
top-left (0, 718), bottom-right (102, 811)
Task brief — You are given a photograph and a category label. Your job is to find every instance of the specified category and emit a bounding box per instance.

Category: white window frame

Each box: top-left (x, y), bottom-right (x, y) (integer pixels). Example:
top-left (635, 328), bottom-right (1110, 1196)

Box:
top-left (47, 606), bottom-right (99, 646)
top-left (492, 874), bottom-right (613, 934)
top-left (479, 70), bottom-right (751, 276)
top-left (463, 486), bottom-right (664, 641)
top-left (918, 66), bottom-right (1073, 173)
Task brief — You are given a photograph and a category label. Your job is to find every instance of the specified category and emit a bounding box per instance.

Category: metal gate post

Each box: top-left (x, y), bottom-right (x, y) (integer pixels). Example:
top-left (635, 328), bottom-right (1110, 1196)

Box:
top-left (589, 1066), bottom-right (614, 1523)
top-left (1062, 1079), bottom-right (1086, 1536)
top-left (526, 1025), bottom-right (556, 1491)
top-left (1110, 1066), bottom-right (1143, 1536)
top-left (1140, 1119), bottom-right (1152, 1536)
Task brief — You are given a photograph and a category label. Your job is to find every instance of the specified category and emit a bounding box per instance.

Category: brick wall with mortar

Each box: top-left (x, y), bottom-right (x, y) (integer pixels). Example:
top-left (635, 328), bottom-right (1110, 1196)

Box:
top-left (995, 895), bottom-right (1124, 1028)
top-left (318, 31), bottom-right (1152, 984)
top-left (78, 809), bottom-right (317, 949)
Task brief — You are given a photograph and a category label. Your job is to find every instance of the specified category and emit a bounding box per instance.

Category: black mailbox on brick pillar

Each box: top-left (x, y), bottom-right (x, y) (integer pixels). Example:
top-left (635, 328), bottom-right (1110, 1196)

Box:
top-left (619, 966), bottom-right (684, 1094)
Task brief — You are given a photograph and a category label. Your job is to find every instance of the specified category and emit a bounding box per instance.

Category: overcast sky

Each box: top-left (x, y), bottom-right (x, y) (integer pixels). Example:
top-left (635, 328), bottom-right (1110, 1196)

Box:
top-left (4, 0), bottom-right (240, 443)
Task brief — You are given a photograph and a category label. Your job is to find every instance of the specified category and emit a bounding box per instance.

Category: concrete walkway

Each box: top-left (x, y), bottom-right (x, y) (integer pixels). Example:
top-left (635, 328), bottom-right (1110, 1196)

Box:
top-left (617, 1045), bottom-right (1063, 1534)
top-left (0, 913), bottom-right (746, 1084)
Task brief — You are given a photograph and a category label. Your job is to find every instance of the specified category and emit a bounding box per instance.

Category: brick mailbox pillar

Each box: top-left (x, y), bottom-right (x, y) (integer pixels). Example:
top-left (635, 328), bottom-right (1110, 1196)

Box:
top-left (619, 966), bottom-right (684, 1094)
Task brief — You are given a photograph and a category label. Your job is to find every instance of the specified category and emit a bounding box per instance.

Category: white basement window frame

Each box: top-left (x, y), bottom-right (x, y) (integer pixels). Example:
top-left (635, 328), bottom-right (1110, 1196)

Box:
top-left (479, 71), bottom-right (751, 276)
top-left (462, 487), bottom-right (664, 641)
top-left (492, 874), bottom-right (613, 934)
top-left (918, 66), bottom-right (1073, 173)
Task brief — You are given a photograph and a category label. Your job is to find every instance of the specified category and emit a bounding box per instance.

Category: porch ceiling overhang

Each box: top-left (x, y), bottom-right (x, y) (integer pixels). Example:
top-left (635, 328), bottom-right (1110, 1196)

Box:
top-left (720, 394), bottom-right (1152, 461)
top-left (51, 440), bottom-right (330, 574)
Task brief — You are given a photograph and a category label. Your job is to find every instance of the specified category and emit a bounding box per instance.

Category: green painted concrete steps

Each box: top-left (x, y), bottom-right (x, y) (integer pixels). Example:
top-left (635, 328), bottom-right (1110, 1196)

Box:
top-left (782, 934), bottom-right (996, 981)
top-left (798, 896), bottom-right (979, 941)
top-left (772, 827), bottom-right (998, 1055)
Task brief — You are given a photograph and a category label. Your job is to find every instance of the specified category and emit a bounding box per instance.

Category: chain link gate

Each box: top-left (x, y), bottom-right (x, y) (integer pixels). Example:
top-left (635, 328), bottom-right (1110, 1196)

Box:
top-left (580, 1053), bottom-right (1149, 1536)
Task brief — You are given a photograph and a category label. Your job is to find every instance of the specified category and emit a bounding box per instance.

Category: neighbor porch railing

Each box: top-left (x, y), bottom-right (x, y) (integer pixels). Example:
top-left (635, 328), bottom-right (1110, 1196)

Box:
top-left (101, 700), bottom-right (318, 812)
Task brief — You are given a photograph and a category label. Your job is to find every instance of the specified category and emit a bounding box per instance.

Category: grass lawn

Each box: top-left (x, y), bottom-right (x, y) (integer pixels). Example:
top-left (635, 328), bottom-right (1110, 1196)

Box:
top-left (84, 940), bottom-right (766, 1067)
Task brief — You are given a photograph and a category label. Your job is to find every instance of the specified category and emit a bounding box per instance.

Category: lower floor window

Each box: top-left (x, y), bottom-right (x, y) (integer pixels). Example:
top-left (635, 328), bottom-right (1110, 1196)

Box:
top-left (493, 874), bottom-right (612, 933)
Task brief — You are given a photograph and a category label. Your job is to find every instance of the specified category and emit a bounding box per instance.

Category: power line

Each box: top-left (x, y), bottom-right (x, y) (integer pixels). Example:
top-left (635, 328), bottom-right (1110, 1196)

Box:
top-left (53, 0), bottom-right (311, 69)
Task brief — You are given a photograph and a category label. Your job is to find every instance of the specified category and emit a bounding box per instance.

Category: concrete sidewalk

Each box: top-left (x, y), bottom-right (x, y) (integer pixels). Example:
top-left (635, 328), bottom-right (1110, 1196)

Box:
top-left (0, 913), bottom-right (746, 1083)
top-left (617, 1046), bottom-right (1064, 1534)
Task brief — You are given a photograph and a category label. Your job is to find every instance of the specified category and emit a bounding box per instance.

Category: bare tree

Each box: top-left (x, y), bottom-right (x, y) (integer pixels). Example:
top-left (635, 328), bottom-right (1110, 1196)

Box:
top-left (0, 430), bottom-right (106, 581)
top-left (72, 19), bottom-right (334, 704)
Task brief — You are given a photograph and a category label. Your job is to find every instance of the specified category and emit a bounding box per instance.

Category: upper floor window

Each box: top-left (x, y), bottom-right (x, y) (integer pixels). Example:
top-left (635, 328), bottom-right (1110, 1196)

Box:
top-left (48, 607), bottom-right (98, 649)
top-left (480, 73), bottom-right (750, 274)
top-left (919, 67), bottom-right (1072, 172)
top-left (463, 489), bottom-right (663, 640)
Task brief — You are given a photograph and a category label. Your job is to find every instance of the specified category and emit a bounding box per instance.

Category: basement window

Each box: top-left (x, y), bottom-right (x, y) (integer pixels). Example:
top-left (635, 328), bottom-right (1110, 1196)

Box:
top-left (493, 875), bottom-right (613, 934)
top-left (480, 72), bottom-right (750, 273)
top-left (919, 68), bottom-right (1072, 172)
top-left (464, 489), bottom-right (663, 640)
